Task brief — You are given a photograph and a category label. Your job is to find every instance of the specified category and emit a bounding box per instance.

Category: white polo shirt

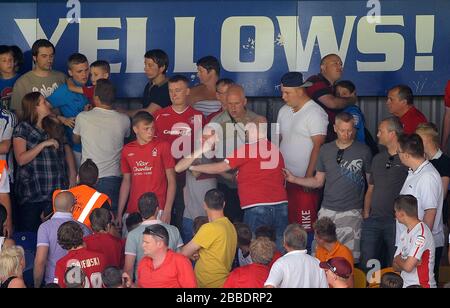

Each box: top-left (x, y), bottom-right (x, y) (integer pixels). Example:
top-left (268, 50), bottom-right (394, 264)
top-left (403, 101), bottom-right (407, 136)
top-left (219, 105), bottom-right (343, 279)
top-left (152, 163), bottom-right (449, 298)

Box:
top-left (264, 250), bottom-right (328, 288)
top-left (396, 160), bottom-right (444, 248)
top-left (277, 100), bottom-right (328, 177)
top-left (395, 221), bottom-right (436, 288)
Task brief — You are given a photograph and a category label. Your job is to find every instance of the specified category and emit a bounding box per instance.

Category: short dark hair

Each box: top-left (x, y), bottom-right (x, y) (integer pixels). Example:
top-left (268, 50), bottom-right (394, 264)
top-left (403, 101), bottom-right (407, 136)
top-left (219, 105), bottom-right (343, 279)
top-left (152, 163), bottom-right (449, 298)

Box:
top-left (143, 224), bottom-right (169, 246)
top-left (125, 212), bottom-right (143, 233)
top-left (0, 204), bottom-right (7, 237)
top-left (89, 208), bottom-right (112, 233)
top-left (102, 266), bottom-right (122, 288)
top-left (78, 159), bottom-right (99, 186)
top-left (196, 56), bottom-right (220, 76)
top-left (335, 80), bottom-right (355, 93)
top-left (193, 216), bottom-right (209, 234)
top-left (67, 53), bottom-right (88, 68)
top-left (132, 111), bottom-right (154, 127)
top-left (380, 272), bottom-right (404, 288)
top-left (168, 74), bottom-right (190, 87)
top-left (398, 133), bottom-right (424, 158)
top-left (234, 222), bottom-right (252, 246)
top-left (91, 60), bottom-right (110, 74)
top-left (138, 192), bottom-right (159, 219)
top-left (57, 221), bottom-right (84, 250)
top-left (0, 45), bottom-right (13, 57)
top-left (284, 224), bottom-right (307, 250)
top-left (313, 217), bottom-right (337, 243)
top-left (394, 195), bottom-right (418, 218)
top-left (389, 84), bottom-right (414, 105)
top-left (94, 79), bottom-right (115, 105)
top-left (216, 78), bottom-right (234, 89)
top-left (204, 189), bottom-right (225, 210)
top-left (31, 39), bottom-right (55, 58)
top-left (10, 45), bottom-right (24, 71)
top-left (335, 112), bottom-right (354, 123)
top-left (255, 225), bottom-right (276, 242)
top-left (144, 49), bottom-right (169, 74)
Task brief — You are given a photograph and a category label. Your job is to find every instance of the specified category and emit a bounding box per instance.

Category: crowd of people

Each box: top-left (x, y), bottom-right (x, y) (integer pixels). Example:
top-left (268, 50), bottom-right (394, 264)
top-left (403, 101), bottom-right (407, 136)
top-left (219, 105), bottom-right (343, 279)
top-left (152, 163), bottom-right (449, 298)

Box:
top-left (0, 38), bottom-right (449, 288)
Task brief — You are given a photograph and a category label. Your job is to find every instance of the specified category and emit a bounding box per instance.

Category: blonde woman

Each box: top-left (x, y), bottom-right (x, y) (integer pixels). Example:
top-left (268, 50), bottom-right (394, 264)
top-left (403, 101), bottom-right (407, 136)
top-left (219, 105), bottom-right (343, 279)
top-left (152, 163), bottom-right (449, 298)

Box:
top-left (0, 245), bottom-right (26, 288)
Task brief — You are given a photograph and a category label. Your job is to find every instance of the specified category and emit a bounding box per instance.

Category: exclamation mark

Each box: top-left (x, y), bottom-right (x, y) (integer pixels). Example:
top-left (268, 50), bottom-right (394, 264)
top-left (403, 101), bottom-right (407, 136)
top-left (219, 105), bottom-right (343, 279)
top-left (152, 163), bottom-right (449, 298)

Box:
top-left (415, 15), bottom-right (434, 71)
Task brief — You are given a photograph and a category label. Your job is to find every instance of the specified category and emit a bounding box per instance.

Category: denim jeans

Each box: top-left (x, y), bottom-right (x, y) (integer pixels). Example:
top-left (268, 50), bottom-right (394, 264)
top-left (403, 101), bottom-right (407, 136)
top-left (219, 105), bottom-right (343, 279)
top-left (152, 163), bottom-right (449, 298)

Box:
top-left (243, 202), bottom-right (288, 251)
top-left (181, 217), bottom-right (194, 244)
top-left (360, 216), bottom-right (396, 272)
top-left (95, 176), bottom-right (122, 214)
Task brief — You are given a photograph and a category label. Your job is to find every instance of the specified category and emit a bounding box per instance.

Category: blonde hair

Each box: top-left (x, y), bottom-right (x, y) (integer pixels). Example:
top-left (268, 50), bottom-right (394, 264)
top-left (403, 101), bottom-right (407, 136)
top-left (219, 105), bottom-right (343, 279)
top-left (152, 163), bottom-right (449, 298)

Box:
top-left (250, 237), bottom-right (275, 265)
top-left (0, 245), bottom-right (24, 279)
top-left (416, 122), bottom-right (439, 146)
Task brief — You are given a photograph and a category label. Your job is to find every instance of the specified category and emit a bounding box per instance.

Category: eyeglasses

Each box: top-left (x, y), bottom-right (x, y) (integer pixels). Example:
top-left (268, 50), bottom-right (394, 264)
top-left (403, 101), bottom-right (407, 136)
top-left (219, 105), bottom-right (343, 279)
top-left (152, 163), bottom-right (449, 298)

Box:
top-left (385, 155), bottom-right (395, 169)
top-left (336, 149), bottom-right (345, 165)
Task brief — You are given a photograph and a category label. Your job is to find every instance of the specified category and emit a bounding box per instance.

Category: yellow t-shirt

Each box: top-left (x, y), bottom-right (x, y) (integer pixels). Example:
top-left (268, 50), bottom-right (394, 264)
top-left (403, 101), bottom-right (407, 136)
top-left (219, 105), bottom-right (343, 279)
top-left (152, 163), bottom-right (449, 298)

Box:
top-left (193, 217), bottom-right (237, 288)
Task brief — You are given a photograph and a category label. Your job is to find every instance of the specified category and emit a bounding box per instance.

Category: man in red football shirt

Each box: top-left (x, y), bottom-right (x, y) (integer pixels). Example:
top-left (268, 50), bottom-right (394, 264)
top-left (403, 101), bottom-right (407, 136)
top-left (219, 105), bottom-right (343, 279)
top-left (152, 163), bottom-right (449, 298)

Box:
top-left (54, 221), bottom-right (107, 288)
top-left (118, 111), bottom-right (176, 230)
top-left (153, 75), bottom-right (204, 230)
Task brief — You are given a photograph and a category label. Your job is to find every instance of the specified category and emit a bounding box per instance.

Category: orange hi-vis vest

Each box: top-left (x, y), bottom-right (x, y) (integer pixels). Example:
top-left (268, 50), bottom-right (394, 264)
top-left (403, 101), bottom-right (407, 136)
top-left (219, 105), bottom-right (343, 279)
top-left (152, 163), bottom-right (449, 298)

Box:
top-left (0, 160), bottom-right (7, 181)
top-left (52, 185), bottom-right (111, 229)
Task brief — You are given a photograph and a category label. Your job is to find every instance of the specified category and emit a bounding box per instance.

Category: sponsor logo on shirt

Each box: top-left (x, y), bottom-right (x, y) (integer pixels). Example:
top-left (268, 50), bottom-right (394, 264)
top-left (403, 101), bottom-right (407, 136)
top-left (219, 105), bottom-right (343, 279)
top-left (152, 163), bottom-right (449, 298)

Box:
top-left (133, 160), bottom-right (153, 173)
top-left (163, 125), bottom-right (192, 136)
top-left (127, 153), bottom-right (135, 157)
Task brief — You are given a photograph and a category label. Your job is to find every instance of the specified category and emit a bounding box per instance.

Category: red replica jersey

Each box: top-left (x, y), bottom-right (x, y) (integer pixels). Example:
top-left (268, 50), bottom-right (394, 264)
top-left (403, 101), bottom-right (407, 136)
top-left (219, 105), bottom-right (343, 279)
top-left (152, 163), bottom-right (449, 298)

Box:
top-left (84, 233), bottom-right (125, 268)
top-left (121, 139), bottom-right (175, 212)
top-left (54, 247), bottom-right (107, 288)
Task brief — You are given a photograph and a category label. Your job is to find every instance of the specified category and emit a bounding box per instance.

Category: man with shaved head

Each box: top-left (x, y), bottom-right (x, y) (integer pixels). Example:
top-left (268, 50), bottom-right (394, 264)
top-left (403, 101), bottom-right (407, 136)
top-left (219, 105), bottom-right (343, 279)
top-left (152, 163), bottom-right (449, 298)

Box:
top-left (306, 53), bottom-right (356, 142)
top-left (205, 84), bottom-right (267, 223)
top-left (34, 191), bottom-right (91, 288)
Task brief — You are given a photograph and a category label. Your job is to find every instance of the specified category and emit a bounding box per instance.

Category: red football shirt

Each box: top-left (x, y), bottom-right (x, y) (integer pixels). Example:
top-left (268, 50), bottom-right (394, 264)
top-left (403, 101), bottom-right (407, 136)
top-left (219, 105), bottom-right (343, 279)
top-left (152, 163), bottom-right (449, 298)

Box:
top-left (121, 139), bottom-right (175, 212)
top-left (137, 250), bottom-right (197, 288)
top-left (153, 106), bottom-right (204, 159)
top-left (223, 263), bottom-right (270, 288)
top-left (82, 86), bottom-right (95, 104)
top-left (54, 247), bottom-right (107, 288)
top-left (225, 139), bottom-right (288, 209)
top-left (83, 233), bottom-right (125, 268)
top-left (268, 250), bottom-right (282, 269)
top-left (444, 81), bottom-right (450, 108)
top-left (400, 106), bottom-right (427, 134)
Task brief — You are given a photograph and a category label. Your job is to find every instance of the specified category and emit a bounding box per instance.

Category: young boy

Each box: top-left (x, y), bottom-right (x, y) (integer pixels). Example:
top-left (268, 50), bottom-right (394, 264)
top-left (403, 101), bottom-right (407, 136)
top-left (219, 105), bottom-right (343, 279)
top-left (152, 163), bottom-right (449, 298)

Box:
top-left (0, 46), bottom-right (20, 110)
top-left (117, 111), bottom-right (176, 228)
top-left (67, 60), bottom-right (110, 105)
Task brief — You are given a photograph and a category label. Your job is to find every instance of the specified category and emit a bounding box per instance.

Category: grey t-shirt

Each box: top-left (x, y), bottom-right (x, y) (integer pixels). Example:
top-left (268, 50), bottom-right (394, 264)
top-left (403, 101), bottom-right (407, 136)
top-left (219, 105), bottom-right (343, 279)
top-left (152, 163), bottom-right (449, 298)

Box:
top-left (317, 141), bottom-right (372, 212)
top-left (369, 151), bottom-right (408, 218)
top-left (11, 70), bottom-right (66, 114)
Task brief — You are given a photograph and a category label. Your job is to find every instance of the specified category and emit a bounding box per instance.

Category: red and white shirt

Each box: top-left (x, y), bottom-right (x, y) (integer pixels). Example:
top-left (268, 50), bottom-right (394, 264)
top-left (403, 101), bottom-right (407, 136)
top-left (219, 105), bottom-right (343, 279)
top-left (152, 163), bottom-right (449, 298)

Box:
top-left (54, 247), bottom-right (107, 288)
top-left (121, 139), bottom-right (175, 213)
top-left (395, 222), bottom-right (436, 288)
top-left (224, 139), bottom-right (287, 209)
top-left (153, 106), bottom-right (204, 160)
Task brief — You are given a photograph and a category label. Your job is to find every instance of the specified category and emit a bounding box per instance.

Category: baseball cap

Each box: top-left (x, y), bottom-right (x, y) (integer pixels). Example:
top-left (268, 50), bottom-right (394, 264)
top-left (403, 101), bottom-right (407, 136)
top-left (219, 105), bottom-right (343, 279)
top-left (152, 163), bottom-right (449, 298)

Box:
top-left (319, 257), bottom-right (352, 279)
top-left (280, 72), bottom-right (312, 88)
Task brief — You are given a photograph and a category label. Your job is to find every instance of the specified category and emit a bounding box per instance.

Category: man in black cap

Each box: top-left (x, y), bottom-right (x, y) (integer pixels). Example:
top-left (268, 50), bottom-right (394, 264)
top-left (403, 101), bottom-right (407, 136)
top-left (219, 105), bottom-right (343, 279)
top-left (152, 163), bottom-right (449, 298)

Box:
top-left (277, 72), bottom-right (328, 250)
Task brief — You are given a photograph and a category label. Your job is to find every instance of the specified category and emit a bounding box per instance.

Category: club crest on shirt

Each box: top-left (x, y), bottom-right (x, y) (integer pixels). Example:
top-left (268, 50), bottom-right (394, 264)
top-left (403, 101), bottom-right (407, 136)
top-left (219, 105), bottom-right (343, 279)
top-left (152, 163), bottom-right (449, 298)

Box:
top-left (415, 235), bottom-right (425, 247)
top-left (152, 148), bottom-right (158, 157)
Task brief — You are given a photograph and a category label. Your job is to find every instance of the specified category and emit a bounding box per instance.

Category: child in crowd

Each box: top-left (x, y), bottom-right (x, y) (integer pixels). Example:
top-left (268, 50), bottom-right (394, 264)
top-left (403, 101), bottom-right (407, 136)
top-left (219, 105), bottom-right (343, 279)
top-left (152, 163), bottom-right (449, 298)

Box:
top-left (0, 45), bottom-right (21, 110)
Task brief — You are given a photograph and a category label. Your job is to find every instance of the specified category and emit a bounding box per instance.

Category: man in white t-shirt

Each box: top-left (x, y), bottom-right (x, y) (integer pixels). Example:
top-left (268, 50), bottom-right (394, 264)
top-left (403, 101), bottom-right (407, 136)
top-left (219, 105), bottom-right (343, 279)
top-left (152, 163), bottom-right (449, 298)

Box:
top-left (73, 79), bottom-right (130, 214)
top-left (264, 224), bottom-right (328, 288)
top-left (277, 72), bottom-right (328, 244)
top-left (393, 194), bottom-right (436, 288)
top-left (396, 134), bottom-right (444, 269)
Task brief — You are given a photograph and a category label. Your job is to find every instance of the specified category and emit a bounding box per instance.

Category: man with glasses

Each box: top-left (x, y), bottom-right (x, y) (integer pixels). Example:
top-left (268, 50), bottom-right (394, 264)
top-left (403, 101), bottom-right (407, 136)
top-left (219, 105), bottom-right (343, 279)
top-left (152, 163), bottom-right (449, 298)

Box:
top-left (284, 112), bottom-right (372, 263)
top-left (360, 117), bottom-right (408, 272)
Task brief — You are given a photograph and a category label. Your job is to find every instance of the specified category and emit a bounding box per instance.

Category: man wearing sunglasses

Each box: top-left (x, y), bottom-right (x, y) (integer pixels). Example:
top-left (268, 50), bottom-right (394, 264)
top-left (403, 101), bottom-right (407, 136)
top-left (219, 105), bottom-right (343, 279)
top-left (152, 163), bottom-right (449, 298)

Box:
top-left (284, 112), bottom-right (372, 264)
top-left (360, 117), bottom-right (408, 273)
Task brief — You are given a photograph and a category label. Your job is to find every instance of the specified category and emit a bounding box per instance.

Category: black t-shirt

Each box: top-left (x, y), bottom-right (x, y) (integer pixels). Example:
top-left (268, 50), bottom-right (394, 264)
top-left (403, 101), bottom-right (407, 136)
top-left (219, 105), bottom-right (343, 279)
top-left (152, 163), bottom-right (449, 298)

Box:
top-left (142, 80), bottom-right (171, 109)
top-left (430, 153), bottom-right (450, 178)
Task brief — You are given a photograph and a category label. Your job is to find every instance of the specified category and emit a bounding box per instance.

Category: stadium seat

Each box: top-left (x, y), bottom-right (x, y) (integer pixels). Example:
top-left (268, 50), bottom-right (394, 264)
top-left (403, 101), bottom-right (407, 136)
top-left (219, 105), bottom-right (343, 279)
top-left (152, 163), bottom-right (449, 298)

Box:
top-left (353, 268), bottom-right (367, 288)
top-left (12, 232), bottom-right (37, 288)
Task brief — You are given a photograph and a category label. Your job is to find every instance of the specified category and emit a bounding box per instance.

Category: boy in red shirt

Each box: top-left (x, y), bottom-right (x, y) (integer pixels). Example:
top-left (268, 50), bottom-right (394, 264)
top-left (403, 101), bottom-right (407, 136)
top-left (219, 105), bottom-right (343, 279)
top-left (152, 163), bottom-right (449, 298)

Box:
top-left (118, 111), bottom-right (176, 228)
top-left (83, 208), bottom-right (124, 268)
top-left (54, 221), bottom-right (107, 288)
